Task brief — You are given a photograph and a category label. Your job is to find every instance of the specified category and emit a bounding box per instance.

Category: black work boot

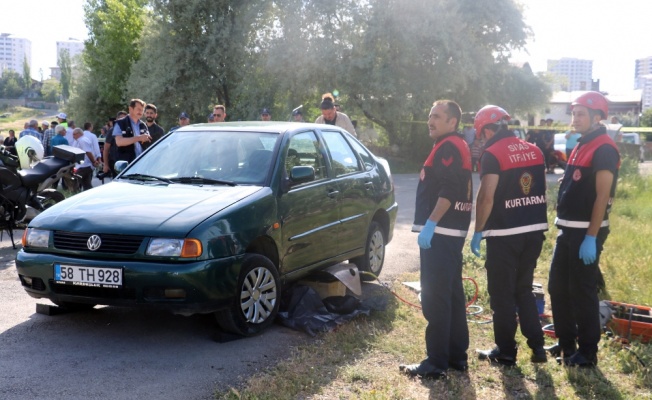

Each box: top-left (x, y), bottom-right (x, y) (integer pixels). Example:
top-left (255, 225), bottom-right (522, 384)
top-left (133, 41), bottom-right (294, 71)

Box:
top-left (399, 361), bottom-right (447, 380)
top-left (476, 347), bottom-right (516, 367)
top-left (563, 352), bottom-right (597, 368)
top-left (531, 347), bottom-right (548, 363)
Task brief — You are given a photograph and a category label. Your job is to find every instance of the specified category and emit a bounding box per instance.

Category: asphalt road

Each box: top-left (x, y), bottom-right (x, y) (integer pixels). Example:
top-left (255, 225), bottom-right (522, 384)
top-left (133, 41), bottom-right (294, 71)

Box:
top-left (0, 166), bottom-right (592, 399)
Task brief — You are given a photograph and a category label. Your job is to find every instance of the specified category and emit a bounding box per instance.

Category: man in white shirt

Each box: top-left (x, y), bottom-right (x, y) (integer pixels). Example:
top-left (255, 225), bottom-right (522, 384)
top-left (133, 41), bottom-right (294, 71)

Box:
top-left (82, 122), bottom-right (102, 162)
top-left (72, 128), bottom-right (100, 191)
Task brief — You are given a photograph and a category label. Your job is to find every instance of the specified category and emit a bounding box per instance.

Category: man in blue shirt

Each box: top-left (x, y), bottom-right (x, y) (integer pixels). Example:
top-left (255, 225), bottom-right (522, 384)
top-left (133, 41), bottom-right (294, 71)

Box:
top-left (50, 125), bottom-right (69, 151)
top-left (113, 99), bottom-right (151, 162)
top-left (19, 120), bottom-right (43, 141)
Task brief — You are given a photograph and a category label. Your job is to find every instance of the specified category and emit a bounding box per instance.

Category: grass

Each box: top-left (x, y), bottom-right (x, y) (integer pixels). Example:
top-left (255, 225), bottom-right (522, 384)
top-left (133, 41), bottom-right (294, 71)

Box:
top-left (214, 160), bottom-right (652, 399)
top-left (0, 106), bottom-right (56, 133)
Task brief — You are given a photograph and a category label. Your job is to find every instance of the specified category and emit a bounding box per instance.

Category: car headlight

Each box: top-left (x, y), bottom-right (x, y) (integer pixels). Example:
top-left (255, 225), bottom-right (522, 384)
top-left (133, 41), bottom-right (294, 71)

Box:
top-left (22, 228), bottom-right (50, 248)
top-left (146, 238), bottom-right (202, 258)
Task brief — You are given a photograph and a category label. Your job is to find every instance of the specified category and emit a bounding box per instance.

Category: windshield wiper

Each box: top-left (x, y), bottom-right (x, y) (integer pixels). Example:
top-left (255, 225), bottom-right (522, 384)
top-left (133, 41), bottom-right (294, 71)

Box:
top-left (121, 173), bottom-right (173, 184)
top-left (171, 176), bottom-right (237, 186)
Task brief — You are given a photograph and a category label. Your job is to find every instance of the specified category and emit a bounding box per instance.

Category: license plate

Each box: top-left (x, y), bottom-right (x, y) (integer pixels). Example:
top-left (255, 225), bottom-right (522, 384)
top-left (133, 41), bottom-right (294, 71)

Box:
top-left (54, 264), bottom-right (123, 288)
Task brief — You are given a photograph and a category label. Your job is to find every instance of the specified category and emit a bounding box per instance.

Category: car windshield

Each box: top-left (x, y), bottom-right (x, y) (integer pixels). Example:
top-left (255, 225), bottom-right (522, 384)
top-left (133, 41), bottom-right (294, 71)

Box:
top-left (122, 129), bottom-right (279, 185)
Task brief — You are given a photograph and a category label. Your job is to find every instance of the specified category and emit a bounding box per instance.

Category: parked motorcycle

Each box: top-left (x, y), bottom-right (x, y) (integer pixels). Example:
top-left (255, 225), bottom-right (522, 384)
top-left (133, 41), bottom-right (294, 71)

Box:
top-left (0, 137), bottom-right (85, 247)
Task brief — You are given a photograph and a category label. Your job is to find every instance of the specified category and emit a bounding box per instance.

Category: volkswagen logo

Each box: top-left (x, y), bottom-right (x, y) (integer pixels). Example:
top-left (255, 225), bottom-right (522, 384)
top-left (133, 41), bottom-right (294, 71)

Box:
top-left (87, 235), bottom-right (102, 251)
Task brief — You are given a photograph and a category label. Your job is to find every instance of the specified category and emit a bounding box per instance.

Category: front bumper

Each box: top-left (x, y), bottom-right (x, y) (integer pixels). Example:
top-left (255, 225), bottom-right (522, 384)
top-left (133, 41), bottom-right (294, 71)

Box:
top-left (16, 250), bottom-right (242, 315)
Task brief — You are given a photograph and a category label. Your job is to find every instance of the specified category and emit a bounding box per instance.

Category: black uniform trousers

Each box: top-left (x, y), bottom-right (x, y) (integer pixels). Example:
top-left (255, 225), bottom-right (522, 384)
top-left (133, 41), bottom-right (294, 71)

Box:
top-left (485, 232), bottom-right (545, 357)
top-left (420, 234), bottom-right (469, 370)
top-left (548, 227), bottom-right (608, 357)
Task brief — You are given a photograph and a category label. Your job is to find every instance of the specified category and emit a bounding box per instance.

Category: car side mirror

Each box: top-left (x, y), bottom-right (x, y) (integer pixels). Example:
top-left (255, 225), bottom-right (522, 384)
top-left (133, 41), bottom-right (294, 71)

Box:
top-left (114, 160), bottom-right (128, 174)
top-left (290, 166), bottom-right (315, 185)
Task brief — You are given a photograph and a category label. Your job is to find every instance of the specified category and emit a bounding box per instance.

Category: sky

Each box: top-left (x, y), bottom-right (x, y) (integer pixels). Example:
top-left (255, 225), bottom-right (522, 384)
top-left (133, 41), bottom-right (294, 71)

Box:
top-left (2, 0), bottom-right (652, 94)
top-left (511, 0), bottom-right (652, 93)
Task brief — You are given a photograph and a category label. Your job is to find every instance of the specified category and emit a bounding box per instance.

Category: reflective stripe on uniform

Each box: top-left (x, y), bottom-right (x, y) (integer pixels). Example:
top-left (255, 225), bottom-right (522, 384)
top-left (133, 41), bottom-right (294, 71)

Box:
top-left (435, 226), bottom-right (468, 237)
top-left (554, 218), bottom-right (609, 228)
top-left (412, 224), bottom-right (468, 237)
top-left (483, 223), bottom-right (549, 237)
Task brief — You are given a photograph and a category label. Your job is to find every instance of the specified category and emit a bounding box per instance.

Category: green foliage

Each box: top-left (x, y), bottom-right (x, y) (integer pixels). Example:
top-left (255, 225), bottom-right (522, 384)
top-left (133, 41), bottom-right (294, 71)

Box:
top-left (241, 0), bottom-right (548, 151)
top-left (40, 79), bottom-right (62, 103)
top-left (126, 0), bottom-right (256, 128)
top-left (616, 111), bottom-right (639, 127)
top-left (618, 156), bottom-right (640, 180)
top-left (72, 0), bottom-right (549, 147)
top-left (70, 0), bottom-right (147, 126)
top-left (22, 56), bottom-right (31, 93)
top-left (0, 71), bottom-right (24, 98)
top-left (58, 49), bottom-right (72, 102)
top-left (606, 173), bottom-right (652, 307)
top-left (640, 108), bottom-right (652, 127)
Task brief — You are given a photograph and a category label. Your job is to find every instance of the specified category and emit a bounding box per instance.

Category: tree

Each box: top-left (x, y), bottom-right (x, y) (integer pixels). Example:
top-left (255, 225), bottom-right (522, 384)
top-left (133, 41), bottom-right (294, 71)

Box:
top-left (58, 49), bottom-right (72, 102)
top-left (41, 78), bottom-right (62, 103)
top-left (0, 70), bottom-right (24, 98)
top-left (126, 0), bottom-right (261, 128)
top-left (339, 0), bottom-right (536, 151)
top-left (70, 0), bottom-right (549, 151)
top-left (22, 55), bottom-right (31, 94)
top-left (69, 0), bottom-right (147, 125)
top-left (641, 108), bottom-right (652, 127)
top-left (253, 0), bottom-right (548, 154)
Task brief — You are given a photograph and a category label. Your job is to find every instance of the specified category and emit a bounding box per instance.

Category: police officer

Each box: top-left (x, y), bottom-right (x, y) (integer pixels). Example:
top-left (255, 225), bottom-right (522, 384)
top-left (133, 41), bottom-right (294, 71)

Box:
top-left (399, 100), bottom-right (473, 379)
top-left (548, 91), bottom-right (620, 367)
top-left (113, 99), bottom-right (151, 163)
top-left (470, 105), bottom-right (548, 366)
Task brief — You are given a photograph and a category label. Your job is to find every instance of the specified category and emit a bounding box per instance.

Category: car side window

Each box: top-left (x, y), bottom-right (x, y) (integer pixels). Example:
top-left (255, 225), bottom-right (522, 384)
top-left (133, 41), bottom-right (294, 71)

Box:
top-left (321, 130), bottom-right (361, 176)
top-left (347, 138), bottom-right (375, 171)
top-left (286, 131), bottom-right (326, 180)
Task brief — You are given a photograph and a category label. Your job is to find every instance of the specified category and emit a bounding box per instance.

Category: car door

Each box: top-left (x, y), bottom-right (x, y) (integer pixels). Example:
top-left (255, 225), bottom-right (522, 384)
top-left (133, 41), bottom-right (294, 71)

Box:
top-left (278, 130), bottom-right (341, 274)
top-left (319, 129), bottom-right (374, 257)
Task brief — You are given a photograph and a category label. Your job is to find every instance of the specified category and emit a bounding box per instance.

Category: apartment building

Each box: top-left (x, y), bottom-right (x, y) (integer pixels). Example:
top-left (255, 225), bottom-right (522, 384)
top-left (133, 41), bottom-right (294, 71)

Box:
top-left (0, 33), bottom-right (32, 77)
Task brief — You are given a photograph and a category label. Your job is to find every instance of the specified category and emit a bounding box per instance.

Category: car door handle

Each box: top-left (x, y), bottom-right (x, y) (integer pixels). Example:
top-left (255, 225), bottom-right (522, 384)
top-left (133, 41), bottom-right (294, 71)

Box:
top-left (364, 181), bottom-right (374, 190)
top-left (327, 189), bottom-right (339, 198)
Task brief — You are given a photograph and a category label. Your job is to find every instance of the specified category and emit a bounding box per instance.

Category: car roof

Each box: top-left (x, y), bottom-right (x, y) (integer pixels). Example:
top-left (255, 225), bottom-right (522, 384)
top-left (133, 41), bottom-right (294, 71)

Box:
top-left (176, 121), bottom-right (343, 135)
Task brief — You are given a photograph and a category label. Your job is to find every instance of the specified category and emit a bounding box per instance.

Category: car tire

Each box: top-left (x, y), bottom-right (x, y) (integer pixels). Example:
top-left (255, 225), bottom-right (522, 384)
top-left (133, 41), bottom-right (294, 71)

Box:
top-left (215, 254), bottom-right (280, 336)
top-left (39, 189), bottom-right (65, 209)
top-left (53, 301), bottom-right (96, 311)
top-left (350, 221), bottom-right (385, 282)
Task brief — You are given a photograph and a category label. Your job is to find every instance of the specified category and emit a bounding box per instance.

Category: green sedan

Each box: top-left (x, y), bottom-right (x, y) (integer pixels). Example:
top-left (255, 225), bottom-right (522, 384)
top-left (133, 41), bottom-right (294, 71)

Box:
top-left (16, 122), bottom-right (397, 336)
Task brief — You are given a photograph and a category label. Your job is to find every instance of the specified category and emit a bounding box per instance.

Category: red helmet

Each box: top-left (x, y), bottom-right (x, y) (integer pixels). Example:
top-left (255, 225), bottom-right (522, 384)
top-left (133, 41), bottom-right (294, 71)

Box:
top-left (474, 105), bottom-right (510, 138)
top-left (571, 91), bottom-right (608, 119)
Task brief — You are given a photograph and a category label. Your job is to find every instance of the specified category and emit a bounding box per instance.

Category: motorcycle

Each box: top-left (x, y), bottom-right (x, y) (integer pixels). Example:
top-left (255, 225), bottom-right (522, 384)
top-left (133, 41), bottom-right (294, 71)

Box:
top-left (0, 136), bottom-right (85, 248)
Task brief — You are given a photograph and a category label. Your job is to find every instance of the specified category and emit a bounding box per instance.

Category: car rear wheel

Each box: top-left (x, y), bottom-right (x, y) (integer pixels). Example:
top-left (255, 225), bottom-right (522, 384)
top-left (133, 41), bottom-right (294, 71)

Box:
top-left (350, 221), bottom-right (385, 281)
top-left (215, 254), bottom-right (280, 336)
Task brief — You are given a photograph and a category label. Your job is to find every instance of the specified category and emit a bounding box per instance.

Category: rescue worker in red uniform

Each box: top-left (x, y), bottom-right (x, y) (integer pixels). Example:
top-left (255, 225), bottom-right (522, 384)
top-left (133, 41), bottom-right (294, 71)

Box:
top-left (548, 91), bottom-right (620, 367)
top-left (399, 100), bottom-right (473, 379)
top-left (470, 105), bottom-right (549, 366)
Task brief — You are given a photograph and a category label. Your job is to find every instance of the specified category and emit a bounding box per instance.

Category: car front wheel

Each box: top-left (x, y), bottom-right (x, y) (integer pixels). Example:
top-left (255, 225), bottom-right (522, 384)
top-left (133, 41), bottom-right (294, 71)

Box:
top-left (215, 254), bottom-right (280, 336)
top-left (351, 221), bottom-right (385, 281)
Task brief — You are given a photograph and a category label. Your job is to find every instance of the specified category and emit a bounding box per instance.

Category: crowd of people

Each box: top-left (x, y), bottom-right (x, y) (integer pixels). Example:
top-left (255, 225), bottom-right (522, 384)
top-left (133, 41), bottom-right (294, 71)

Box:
top-left (401, 91), bottom-right (620, 380)
top-left (2, 91), bottom-right (358, 192)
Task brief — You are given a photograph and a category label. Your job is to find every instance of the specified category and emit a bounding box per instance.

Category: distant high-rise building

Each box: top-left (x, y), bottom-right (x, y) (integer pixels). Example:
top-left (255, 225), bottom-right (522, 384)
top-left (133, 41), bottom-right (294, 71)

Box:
top-left (547, 58), bottom-right (594, 92)
top-left (635, 56), bottom-right (652, 89)
top-left (51, 39), bottom-right (84, 80)
top-left (639, 74), bottom-right (652, 111)
top-left (0, 33), bottom-right (32, 77)
top-left (56, 38), bottom-right (84, 63)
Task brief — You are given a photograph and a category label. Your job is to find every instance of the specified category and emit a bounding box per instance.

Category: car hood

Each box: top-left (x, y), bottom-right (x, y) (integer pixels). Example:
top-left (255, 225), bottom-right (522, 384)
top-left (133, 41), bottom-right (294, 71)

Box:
top-left (32, 181), bottom-right (264, 236)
